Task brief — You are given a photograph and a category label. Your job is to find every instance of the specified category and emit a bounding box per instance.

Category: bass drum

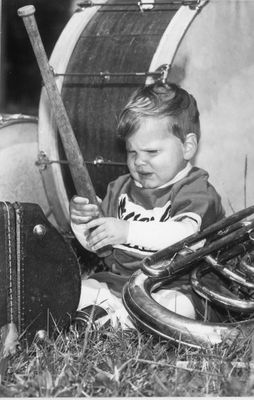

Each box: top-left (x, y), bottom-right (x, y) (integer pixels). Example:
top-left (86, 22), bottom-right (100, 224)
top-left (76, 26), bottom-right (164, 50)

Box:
top-left (38, 0), bottom-right (201, 231)
top-left (0, 115), bottom-right (56, 226)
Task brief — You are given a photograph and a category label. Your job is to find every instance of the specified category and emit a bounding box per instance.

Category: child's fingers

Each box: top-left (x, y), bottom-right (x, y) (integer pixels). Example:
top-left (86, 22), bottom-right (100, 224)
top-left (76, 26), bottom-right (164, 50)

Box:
top-left (70, 215), bottom-right (94, 224)
top-left (88, 226), bottom-right (107, 245)
top-left (91, 239), bottom-right (111, 251)
top-left (70, 196), bottom-right (98, 211)
top-left (86, 218), bottom-right (105, 230)
top-left (71, 196), bottom-right (89, 204)
top-left (91, 237), bottom-right (111, 251)
top-left (70, 198), bottom-right (100, 218)
top-left (71, 204), bottom-right (99, 216)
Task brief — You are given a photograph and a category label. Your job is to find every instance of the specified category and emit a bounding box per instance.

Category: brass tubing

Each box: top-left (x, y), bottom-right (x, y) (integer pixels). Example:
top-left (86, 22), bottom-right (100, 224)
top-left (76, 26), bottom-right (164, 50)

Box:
top-left (122, 268), bottom-right (254, 348)
top-left (142, 206), bottom-right (254, 275)
top-left (191, 264), bottom-right (254, 313)
top-left (143, 222), bottom-right (254, 278)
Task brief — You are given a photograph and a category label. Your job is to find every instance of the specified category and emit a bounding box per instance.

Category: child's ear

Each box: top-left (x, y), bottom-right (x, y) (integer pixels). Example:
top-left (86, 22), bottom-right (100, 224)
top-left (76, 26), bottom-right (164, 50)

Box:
top-left (183, 133), bottom-right (198, 160)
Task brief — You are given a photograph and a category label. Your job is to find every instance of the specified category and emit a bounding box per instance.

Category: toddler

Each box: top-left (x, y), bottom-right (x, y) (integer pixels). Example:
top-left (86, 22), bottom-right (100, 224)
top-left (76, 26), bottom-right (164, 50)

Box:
top-left (70, 82), bottom-right (225, 328)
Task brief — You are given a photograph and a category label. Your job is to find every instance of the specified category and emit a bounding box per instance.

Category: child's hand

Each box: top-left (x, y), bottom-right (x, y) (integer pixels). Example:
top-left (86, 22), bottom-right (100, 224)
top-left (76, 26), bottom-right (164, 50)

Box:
top-left (69, 196), bottom-right (100, 224)
top-left (85, 217), bottom-right (129, 251)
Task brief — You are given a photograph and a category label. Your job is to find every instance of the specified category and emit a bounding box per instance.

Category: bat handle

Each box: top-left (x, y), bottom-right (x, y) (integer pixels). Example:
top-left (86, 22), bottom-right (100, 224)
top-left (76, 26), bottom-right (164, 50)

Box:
top-left (17, 5), bottom-right (98, 206)
top-left (18, 5), bottom-right (112, 257)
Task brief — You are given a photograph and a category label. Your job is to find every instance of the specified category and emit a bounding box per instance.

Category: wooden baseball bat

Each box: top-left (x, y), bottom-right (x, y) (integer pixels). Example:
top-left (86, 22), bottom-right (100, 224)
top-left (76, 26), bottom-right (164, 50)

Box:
top-left (17, 5), bottom-right (100, 209)
top-left (18, 5), bottom-right (111, 256)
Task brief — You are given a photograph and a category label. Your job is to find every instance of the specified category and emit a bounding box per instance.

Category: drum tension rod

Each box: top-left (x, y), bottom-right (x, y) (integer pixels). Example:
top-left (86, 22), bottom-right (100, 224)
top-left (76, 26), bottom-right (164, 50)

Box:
top-left (35, 151), bottom-right (126, 171)
top-left (77, 1), bottom-right (199, 10)
top-left (54, 71), bottom-right (163, 80)
top-left (54, 64), bottom-right (170, 83)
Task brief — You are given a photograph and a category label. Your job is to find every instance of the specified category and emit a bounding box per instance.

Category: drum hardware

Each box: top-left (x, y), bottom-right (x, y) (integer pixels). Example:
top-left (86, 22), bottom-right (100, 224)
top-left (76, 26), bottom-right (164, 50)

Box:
top-left (160, 63), bottom-right (171, 83)
top-left (91, 156), bottom-right (127, 167)
top-left (35, 151), bottom-right (126, 171)
top-left (55, 64), bottom-right (170, 85)
top-left (77, 0), bottom-right (199, 11)
top-left (54, 70), bottom-right (165, 82)
top-left (138, 0), bottom-right (155, 11)
top-left (35, 151), bottom-right (69, 171)
top-left (0, 113), bottom-right (37, 128)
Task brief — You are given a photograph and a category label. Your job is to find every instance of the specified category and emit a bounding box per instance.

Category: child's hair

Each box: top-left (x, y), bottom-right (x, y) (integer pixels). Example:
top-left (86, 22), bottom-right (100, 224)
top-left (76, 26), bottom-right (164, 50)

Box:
top-left (117, 81), bottom-right (200, 143)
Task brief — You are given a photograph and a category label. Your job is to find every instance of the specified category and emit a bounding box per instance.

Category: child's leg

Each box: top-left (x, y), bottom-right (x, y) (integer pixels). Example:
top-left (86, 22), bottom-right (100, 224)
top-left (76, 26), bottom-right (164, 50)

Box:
top-left (78, 277), bottom-right (135, 329)
top-left (78, 277), bottom-right (113, 310)
top-left (152, 287), bottom-right (226, 322)
top-left (151, 289), bottom-right (196, 319)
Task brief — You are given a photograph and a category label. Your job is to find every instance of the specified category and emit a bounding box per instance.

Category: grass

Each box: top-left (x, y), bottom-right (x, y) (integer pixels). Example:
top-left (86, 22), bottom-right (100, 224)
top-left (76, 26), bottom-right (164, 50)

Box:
top-left (1, 319), bottom-right (254, 397)
top-left (1, 237), bottom-right (254, 397)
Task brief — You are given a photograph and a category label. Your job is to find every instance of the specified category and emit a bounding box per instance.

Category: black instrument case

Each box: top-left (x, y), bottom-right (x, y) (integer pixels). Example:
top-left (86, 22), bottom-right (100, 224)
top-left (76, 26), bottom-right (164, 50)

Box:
top-left (0, 202), bottom-right (80, 343)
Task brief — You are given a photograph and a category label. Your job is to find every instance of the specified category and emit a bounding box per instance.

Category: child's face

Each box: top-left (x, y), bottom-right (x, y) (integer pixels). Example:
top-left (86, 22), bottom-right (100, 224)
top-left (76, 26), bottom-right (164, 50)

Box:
top-left (126, 116), bottom-right (187, 189)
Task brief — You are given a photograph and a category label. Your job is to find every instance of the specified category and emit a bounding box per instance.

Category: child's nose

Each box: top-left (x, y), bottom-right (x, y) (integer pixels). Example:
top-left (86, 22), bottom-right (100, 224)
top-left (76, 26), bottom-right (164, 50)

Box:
top-left (134, 154), bottom-right (147, 166)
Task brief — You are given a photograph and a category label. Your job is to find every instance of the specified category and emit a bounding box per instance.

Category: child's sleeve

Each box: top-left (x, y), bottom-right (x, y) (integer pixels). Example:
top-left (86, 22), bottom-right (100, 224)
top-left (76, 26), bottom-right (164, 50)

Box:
top-left (170, 174), bottom-right (225, 229)
top-left (126, 175), bottom-right (224, 252)
top-left (126, 216), bottom-right (199, 251)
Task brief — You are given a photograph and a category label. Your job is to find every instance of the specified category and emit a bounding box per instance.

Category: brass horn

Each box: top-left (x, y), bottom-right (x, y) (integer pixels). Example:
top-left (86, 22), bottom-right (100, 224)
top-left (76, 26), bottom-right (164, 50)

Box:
top-left (122, 206), bottom-right (254, 348)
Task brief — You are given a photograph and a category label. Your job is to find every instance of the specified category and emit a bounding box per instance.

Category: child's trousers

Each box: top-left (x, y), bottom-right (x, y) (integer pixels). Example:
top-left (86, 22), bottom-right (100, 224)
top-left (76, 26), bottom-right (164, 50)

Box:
top-left (78, 275), bottom-right (196, 330)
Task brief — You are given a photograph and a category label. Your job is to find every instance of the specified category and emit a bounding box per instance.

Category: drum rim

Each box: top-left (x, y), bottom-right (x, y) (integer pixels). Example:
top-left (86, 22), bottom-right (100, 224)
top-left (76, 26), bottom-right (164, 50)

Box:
top-left (38, 2), bottom-right (203, 230)
top-left (0, 114), bottom-right (38, 129)
top-left (0, 117), bottom-right (38, 150)
top-left (146, 0), bottom-right (207, 84)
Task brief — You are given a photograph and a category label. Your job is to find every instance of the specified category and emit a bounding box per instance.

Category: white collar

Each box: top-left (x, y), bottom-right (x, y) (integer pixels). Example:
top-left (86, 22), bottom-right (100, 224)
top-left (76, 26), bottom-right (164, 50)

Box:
top-left (134, 162), bottom-right (192, 189)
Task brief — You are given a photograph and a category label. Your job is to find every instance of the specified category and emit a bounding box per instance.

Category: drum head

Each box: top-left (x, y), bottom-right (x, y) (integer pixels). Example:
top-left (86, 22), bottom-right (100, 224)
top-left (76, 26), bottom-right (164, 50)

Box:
top-left (168, 0), bottom-right (254, 214)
